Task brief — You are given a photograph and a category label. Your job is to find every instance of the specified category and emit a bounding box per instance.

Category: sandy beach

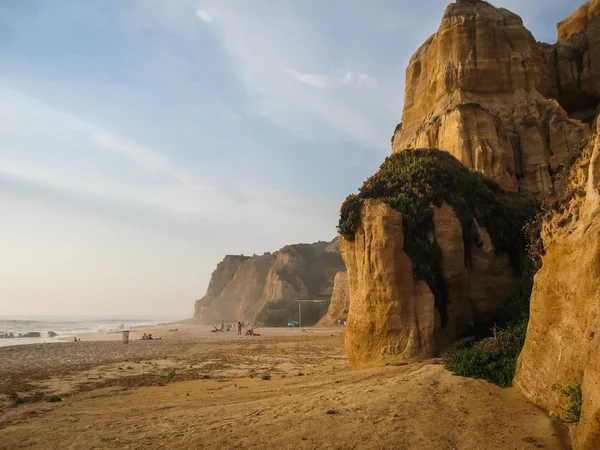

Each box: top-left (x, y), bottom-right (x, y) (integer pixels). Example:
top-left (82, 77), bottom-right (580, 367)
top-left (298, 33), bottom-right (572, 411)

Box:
top-left (0, 325), bottom-right (568, 449)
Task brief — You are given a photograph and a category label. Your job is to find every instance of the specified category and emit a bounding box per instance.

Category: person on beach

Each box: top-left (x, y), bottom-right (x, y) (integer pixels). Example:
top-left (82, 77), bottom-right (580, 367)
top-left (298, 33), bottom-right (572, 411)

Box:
top-left (237, 321), bottom-right (242, 335)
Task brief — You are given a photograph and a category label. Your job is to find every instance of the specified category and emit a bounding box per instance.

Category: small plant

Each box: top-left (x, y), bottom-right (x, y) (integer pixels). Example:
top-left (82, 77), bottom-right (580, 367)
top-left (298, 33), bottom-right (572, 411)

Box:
top-left (45, 395), bottom-right (62, 403)
top-left (446, 321), bottom-right (528, 387)
top-left (166, 370), bottom-right (176, 379)
top-left (7, 392), bottom-right (24, 407)
top-left (126, 366), bottom-right (133, 370)
top-left (261, 375), bottom-right (271, 381)
top-left (297, 372), bottom-right (304, 377)
top-left (551, 373), bottom-right (583, 425)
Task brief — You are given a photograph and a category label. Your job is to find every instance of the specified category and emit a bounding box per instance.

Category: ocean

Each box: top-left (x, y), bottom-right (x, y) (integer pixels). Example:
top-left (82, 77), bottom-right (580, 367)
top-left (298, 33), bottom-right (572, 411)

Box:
top-left (0, 315), bottom-right (184, 347)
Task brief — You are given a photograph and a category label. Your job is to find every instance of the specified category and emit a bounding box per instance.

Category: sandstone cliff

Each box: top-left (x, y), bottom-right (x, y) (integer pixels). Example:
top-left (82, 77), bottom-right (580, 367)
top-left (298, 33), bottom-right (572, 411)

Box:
top-left (193, 239), bottom-right (345, 324)
top-left (316, 271), bottom-right (349, 327)
top-left (391, 0), bottom-right (590, 197)
top-left (554, 0), bottom-right (600, 124)
top-left (515, 117), bottom-right (600, 449)
top-left (338, 150), bottom-right (531, 368)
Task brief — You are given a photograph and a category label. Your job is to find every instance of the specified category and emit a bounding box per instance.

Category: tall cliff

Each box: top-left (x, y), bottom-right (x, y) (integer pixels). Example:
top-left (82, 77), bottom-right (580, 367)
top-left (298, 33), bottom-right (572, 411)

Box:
top-left (514, 116), bottom-right (600, 449)
top-left (391, 0), bottom-right (590, 197)
top-left (554, 0), bottom-right (600, 123)
top-left (338, 150), bottom-right (534, 368)
top-left (193, 239), bottom-right (345, 324)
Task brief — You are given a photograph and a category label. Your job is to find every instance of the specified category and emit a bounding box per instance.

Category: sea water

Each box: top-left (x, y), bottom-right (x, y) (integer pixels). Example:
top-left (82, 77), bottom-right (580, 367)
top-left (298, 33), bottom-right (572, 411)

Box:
top-left (0, 315), bottom-right (183, 347)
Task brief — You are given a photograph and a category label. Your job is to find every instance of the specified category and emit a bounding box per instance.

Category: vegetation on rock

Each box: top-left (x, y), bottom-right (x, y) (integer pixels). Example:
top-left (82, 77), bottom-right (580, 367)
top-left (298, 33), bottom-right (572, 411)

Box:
top-left (338, 149), bottom-right (536, 324)
top-left (551, 373), bottom-right (583, 425)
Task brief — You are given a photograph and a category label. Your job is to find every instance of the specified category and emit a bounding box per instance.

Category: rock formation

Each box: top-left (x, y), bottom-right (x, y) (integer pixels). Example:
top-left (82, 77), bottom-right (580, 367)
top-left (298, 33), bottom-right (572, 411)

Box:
top-left (342, 199), bottom-right (520, 368)
top-left (338, 150), bottom-right (531, 368)
top-left (391, 0), bottom-right (590, 197)
top-left (316, 271), bottom-right (349, 326)
top-left (515, 116), bottom-right (600, 449)
top-left (554, 0), bottom-right (600, 123)
top-left (193, 239), bottom-right (345, 324)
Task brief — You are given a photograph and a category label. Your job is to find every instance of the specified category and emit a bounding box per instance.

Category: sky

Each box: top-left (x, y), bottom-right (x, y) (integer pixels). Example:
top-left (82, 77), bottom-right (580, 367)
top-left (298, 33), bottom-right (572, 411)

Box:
top-left (0, 0), bottom-right (585, 318)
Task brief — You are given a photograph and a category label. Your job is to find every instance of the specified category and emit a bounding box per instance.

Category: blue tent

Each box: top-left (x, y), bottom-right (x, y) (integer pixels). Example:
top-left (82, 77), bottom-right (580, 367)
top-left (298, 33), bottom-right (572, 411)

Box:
top-left (288, 321), bottom-right (299, 327)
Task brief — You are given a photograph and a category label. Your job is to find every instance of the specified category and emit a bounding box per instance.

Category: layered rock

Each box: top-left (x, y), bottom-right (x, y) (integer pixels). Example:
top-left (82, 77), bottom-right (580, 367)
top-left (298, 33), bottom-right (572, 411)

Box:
top-left (553, 0), bottom-right (600, 124)
top-left (316, 271), bottom-right (349, 326)
top-left (391, 0), bottom-right (590, 196)
top-left (515, 117), bottom-right (600, 449)
top-left (341, 199), bottom-right (519, 368)
top-left (193, 239), bottom-right (345, 324)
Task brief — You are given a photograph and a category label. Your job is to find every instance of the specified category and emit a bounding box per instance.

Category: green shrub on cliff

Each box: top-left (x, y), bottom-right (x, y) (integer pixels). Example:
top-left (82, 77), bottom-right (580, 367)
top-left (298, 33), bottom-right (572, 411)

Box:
top-left (338, 149), bottom-right (536, 324)
top-left (445, 263), bottom-right (535, 387)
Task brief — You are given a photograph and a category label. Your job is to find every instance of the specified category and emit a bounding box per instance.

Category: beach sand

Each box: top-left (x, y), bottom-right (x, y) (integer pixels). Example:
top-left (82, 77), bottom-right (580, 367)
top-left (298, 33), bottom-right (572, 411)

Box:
top-left (0, 325), bottom-right (568, 449)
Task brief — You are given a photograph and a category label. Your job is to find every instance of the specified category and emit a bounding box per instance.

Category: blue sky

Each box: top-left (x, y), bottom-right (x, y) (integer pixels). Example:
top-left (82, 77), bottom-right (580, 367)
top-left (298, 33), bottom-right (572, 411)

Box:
top-left (0, 0), bottom-right (584, 317)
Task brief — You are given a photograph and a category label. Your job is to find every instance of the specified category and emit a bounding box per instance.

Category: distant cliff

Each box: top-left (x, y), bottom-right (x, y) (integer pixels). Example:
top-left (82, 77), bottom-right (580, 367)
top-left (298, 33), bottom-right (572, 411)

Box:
top-left (193, 239), bottom-right (345, 324)
top-left (316, 271), bottom-right (349, 327)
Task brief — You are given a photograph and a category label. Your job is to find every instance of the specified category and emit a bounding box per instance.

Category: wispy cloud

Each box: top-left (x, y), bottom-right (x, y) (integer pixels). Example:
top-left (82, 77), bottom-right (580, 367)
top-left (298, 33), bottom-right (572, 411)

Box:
top-left (196, 9), bottom-right (213, 23)
top-left (8, 87), bottom-right (211, 191)
top-left (283, 69), bottom-right (330, 89)
top-left (341, 71), bottom-right (377, 88)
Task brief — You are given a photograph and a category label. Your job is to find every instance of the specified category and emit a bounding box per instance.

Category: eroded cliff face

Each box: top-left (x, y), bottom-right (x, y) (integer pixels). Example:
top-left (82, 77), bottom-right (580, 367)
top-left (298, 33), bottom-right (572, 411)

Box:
top-left (316, 271), bottom-right (349, 327)
top-left (515, 118), bottom-right (600, 449)
top-left (392, 0), bottom-right (590, 196)
top-left (554, 0), bottom-right (600, 123)
top-left (341, 199), bottom-right (518, 368)
top-left (193, 240), bottom-right (344, 324)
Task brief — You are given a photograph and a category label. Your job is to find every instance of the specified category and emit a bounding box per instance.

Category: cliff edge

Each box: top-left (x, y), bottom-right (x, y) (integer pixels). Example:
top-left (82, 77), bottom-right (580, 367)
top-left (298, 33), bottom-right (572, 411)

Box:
top-left (515, 116), bottom-right (600, 449)
top-left (391, 0), bottom-right (590, 196)
top-left (193, 239), bottom-right (344, 324)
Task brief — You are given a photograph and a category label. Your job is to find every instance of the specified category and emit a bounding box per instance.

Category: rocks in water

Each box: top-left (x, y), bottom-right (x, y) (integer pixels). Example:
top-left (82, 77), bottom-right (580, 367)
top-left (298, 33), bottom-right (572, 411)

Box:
top-left (0, 332), bottom-right (42, 338)
top-left (47, 331), bottom-right (57, 337)
top-left (514, 115), bottom-right (600, 449)
top-left (316, 271), bottom-right (349, 327)
top-left (391, 0), bottom-right (590, 197)
top-left (338, 150), bottom-right (534, 368)
top-left (193, 238), bottom-right (345, 324)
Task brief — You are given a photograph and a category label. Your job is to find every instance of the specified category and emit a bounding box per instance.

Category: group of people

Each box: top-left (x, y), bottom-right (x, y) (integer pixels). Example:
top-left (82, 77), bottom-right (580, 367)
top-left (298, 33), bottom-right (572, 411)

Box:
top-left (141, 333), bottom-right (161, 340)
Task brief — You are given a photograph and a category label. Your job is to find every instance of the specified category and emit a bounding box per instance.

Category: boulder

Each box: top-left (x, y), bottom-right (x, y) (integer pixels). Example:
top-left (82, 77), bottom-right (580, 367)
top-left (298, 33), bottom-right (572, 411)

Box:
top-left (47, 331), bottom-right (57, 338)
top-left (515, 117), bottom-right (600, 449)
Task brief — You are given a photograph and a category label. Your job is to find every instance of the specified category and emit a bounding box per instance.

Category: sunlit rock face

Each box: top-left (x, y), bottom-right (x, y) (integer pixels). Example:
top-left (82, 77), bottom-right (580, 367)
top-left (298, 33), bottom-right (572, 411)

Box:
top-left (193, 239), bottom-right (344, 324)
top-left (392, 0), bottom-right (590, 197)
top-left (515, 116), bottom-right (600, 450)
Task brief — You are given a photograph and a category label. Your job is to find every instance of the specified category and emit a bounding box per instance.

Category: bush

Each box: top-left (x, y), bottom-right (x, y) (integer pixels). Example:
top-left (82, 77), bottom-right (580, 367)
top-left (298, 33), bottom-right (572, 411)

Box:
top-left (446, 321), bottom-right (528, 387)
top-left (446, 266), bottom-right (535, 387)
top-left (551, 373), bottom-right (583, 425)
top-left (338, 149), bottom-right (536, 325)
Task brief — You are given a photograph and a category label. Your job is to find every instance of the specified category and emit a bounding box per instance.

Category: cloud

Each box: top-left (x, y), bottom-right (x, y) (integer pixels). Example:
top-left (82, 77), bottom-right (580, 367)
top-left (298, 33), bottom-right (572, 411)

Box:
top-left (283, 69), bottom-right (330, 89)
top-left (196, 9), bottom-right (213, 23)
top-left (341, 71), bottom-right (377, 88)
